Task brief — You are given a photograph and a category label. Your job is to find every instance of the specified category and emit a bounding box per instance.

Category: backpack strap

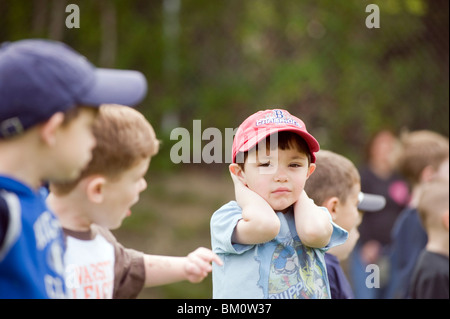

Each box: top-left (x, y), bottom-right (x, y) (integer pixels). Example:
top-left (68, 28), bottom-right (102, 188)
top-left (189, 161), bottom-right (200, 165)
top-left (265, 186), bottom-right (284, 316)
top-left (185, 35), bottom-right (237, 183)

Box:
top-left (0, 190), bottom-right (22, 261)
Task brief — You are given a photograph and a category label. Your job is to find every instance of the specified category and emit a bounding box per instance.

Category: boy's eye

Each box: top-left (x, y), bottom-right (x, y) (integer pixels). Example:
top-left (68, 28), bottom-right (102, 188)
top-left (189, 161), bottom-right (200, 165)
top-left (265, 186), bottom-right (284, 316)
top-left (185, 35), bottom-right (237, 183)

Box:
top-left (289, 163), bottom-right (302, 168)
top-left (258, 161), bottom-right (271, 167)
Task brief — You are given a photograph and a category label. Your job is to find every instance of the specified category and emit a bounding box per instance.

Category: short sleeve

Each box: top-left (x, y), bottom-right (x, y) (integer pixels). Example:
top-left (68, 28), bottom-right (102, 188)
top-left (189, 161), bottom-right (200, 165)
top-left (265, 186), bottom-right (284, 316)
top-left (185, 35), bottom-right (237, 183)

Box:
top-left (210, 201), bottom-right (255, 255)
top-left (92, 225), bottom-right (145, 299)
top-left (321, 206), bottom-right (348, 250)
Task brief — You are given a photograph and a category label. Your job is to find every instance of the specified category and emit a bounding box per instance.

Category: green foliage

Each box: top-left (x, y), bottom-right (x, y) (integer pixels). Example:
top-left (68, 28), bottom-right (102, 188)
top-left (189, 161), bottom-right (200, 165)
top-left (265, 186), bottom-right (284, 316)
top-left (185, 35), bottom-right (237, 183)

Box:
top-left (1, 0), bottom-right (446, 168)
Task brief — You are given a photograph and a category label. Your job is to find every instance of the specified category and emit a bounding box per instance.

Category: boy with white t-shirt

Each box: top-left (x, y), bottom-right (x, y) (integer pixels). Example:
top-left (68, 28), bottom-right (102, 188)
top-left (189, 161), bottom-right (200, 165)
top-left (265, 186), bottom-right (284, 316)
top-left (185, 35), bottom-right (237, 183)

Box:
top-left (48, 105), bottom-right (222, 298)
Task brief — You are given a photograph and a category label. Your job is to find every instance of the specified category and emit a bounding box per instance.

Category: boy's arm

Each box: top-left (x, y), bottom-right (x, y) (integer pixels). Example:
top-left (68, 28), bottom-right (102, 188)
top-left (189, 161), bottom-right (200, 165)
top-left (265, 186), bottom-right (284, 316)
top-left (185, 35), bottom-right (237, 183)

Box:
top-left (230, 169), bottom-right (281, 245)
top-left (143, 247), bottom-right (222, 287)
top-left (294, 190), bottom-right (333, 248)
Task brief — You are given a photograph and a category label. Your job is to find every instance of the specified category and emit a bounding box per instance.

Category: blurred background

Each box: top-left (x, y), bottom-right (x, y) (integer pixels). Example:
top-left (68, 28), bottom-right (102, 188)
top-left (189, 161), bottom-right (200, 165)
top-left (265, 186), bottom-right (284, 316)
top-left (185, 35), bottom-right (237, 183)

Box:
top-left (1, 0), bottom-right (448, 298)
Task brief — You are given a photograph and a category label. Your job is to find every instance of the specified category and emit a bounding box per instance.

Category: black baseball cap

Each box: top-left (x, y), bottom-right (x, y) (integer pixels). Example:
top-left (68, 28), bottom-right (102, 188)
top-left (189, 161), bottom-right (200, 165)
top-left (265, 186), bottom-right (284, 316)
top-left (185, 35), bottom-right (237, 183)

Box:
top-left (0, 39), bottom-right (147, 138)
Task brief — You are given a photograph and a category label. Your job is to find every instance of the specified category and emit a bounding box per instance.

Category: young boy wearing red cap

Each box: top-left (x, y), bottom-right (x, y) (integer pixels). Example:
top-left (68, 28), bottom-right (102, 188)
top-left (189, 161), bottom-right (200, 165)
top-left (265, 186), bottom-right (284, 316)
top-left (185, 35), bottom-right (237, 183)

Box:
top-left (210, 109), bottom-right (348, 299)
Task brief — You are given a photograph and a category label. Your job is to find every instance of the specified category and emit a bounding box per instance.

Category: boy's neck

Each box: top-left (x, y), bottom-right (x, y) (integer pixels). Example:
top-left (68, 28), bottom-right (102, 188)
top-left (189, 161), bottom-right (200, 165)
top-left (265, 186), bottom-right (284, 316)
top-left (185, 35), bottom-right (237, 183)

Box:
top-left (46, 192), bottom-right (93, 231)
top-left (408, 183), bottom-right (425, 208)
top-left (0, 143), bottom-right (43, 190)
top-left (426, 231), bottom-right (449, 257)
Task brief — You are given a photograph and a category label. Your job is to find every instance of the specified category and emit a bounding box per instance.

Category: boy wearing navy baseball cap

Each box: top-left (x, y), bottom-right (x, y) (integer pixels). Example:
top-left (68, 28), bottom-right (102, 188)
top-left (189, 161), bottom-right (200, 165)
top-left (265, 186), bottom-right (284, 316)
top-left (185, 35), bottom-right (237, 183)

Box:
top-left (0, 39), bottom-right (147, 298)
top-left (210, 108), bottom-right (348, 299)
top-left (304, 150), bottom-right (386, 299)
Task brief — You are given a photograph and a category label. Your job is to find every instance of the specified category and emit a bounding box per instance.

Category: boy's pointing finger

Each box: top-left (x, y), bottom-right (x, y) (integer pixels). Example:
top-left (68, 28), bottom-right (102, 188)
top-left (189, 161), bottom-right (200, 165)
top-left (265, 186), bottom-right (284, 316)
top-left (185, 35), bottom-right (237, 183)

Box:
top-left (191, 247), bottom-right (223, 266)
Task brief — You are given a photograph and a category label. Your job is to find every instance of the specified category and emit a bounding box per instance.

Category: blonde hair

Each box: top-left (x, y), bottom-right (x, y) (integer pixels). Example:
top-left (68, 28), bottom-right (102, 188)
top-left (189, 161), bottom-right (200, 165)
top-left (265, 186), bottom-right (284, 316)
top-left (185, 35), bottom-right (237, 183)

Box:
top-left (51, 104), bottom-right (159, 195)
top-left (398, 130), bottom-right (449, 186)
top-left (304, 150), bottom-right (360, 206)
top-left (417, 178), bottom-right (449, 231)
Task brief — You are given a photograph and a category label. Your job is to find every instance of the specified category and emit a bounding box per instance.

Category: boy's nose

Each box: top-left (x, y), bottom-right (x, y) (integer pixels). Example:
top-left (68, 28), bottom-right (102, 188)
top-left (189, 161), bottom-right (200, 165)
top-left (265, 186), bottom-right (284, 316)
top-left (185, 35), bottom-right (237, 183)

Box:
top-left (274, 167), bottom-right (288, 182)
top-left (274, 175), bottom-right (288, 182)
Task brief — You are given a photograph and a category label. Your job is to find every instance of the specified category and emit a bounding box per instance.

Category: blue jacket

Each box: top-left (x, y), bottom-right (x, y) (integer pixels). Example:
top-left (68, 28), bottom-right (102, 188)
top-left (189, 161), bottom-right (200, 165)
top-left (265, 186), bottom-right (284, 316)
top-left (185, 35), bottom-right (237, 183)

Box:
top-left (0, 176), bottom-right (66, 298)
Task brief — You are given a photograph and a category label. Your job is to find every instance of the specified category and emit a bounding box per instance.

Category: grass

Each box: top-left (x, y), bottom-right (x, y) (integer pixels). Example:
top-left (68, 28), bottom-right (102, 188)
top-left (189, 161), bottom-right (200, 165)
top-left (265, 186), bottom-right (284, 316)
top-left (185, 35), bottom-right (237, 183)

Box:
top-left (112, 167), bottom-right (234, 299)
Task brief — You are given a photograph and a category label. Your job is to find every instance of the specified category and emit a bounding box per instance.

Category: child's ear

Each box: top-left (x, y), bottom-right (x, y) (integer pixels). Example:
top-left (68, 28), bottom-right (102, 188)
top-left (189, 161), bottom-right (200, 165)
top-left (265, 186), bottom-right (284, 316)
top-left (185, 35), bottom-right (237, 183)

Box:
top-left (229, 163), bottom-right (247, 186)
top-left (39, 112), bottom-right (65, 146)
top-left (323, 196), bottom-right (339, 221)
top-left (85, 176), bottom-right (107, 204)
top-left (306, 163), bottom-right (316, 178)
top-left (420, 165), bottom-right (436, 183)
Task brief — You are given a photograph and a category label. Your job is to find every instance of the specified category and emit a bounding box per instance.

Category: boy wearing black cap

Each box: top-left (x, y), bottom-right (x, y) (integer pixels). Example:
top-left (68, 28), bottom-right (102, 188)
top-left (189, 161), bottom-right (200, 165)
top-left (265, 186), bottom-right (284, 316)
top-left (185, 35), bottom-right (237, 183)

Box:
top-left (210, 109), bottom-right (348, 299)
top-left (304, 150), bottom-right (386, 299)
top-left (0, 39), bottom-right (147, 298)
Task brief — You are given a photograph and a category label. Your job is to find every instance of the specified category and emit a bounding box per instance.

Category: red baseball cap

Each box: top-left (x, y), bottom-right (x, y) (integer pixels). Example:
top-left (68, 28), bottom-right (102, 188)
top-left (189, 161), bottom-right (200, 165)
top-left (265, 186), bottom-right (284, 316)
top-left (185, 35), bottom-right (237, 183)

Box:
top-left (232, 109), bottom-right (320, 163)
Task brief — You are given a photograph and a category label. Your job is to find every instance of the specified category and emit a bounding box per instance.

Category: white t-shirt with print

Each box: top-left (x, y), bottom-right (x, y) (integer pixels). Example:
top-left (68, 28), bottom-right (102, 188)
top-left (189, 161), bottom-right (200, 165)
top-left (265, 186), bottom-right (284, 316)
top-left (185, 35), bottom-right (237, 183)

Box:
top-left (63, 225), bottom-right (145, 299)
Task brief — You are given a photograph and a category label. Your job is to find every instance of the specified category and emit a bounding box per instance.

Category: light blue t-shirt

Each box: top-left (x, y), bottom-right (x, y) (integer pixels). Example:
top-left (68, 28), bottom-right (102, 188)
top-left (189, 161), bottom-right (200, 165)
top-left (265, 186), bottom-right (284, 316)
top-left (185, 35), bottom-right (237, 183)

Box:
top-left (210, 201), bottom-right (348, 299)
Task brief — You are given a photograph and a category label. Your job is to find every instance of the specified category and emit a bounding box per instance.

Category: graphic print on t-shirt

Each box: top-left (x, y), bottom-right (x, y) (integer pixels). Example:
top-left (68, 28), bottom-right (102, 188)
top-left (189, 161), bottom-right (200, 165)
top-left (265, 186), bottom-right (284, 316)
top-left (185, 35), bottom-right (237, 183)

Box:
top-left (64, 235), bottom-right (115, 299)
top-left (266, 235), bottom-right (329, 299)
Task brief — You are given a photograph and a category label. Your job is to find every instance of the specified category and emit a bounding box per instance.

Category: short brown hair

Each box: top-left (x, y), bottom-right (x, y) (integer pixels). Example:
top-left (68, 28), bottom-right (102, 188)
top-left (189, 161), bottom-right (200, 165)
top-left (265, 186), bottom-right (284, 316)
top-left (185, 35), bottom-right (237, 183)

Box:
top-left (304, 150), bottom-right (361, 206)
top-left (51, 104), bottom-right (159, 195)
top-left (398, 130), bottom-right (449, 186)
top-left (237, 131), bottom-right (312, 171)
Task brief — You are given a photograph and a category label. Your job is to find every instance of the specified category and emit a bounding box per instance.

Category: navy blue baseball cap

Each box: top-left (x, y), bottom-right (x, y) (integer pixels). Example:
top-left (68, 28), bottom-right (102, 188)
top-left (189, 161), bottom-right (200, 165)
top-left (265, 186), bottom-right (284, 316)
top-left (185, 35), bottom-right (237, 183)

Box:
top-left (0, 39), bottom-right (147, 138)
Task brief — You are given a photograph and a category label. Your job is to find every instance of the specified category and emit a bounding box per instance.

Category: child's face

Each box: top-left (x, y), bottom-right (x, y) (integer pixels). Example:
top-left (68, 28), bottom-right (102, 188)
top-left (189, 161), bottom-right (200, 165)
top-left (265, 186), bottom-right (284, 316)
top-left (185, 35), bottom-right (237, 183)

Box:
top-left (50, 108), bottom-right (97, 182)
top-left (327, 211), bottom-right (362, 261)
top-left (334, 184), bottom-right (361, 232)
top-left (95, 157), bottom-right (150, 229)
top-left (435, 157), bottom-right (449, 181)
top-left (242, 147), bottom-right (315, 213)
